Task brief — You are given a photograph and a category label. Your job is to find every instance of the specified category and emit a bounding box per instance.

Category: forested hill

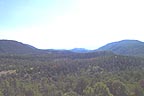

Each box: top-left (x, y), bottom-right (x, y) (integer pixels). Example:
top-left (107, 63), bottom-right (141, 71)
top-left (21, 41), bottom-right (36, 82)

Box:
top-left (97, 40), bottom-right (144, 57)
top-left (0, 40), bottom-right (40, 54)
top-left (0, 40), bottom-right (74, 54)
top-left (1, 39), bottom-right (144, 57)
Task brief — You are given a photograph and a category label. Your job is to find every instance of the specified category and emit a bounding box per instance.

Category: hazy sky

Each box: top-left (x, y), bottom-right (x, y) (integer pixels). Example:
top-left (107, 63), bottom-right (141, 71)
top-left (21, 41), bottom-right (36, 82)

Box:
top-left (0, 0), bottom-right (144, 49)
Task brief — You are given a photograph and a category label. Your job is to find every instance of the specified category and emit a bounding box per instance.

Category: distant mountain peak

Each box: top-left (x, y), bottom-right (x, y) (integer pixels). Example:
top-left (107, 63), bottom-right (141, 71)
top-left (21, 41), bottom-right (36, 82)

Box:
top-left (117, 39), bottom-right (143, 43)
top-left (70, 48), bottom-right (91, 53)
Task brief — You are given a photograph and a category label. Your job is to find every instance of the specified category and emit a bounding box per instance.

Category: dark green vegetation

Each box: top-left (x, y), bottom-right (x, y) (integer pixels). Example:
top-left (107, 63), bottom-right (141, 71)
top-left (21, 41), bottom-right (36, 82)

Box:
top-left (0, 40), bottom-right (144, 96)
top-left (98, 40), bottom-right (144, 57)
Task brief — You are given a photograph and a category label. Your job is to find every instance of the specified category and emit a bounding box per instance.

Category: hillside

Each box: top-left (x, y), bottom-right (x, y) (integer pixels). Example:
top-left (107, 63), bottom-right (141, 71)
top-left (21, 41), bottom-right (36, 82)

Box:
top-left (0, 40), bottom-right (77, 54)
top-left (2, 39), bottom-right (144, 57)
top-left (97, 40), bottom-right (144, 56)
top-left (0, 40), bottom-right (41, 54)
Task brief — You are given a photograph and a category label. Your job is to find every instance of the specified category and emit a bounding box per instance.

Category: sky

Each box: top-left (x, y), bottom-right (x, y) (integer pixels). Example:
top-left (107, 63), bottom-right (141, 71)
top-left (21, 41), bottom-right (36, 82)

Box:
top-left (0, 0), bottom-right (144, 49)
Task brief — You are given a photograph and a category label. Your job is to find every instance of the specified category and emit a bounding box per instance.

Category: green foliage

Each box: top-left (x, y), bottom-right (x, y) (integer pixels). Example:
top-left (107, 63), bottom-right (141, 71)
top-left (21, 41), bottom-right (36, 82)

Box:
top-left (0, 52), bottom-right (143, 96)
top-left (93, 82), bottom-right (113, 96)
top-left (108, 80), bottom-right (128, 96)
top-left (83, 86), bottom-right (94, 96)
top-left (63, 91), bottom-right (79, 96)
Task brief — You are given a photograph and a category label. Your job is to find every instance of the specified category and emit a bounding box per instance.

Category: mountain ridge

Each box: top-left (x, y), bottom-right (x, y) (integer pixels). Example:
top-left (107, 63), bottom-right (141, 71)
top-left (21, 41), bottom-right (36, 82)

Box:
top-left (0, 40), bottom-right (78, 54)
top-left (0, 40), bottom-right (41, 54)
top-left (1, 39), bottom-right (144, 57)
top-left (97, 39), bottom-right (144, 56)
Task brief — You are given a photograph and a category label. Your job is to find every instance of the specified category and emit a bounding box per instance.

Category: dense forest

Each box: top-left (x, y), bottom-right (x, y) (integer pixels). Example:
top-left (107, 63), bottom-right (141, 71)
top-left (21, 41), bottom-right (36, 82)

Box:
top-left (0, 52), bottom-right (144, 96)
top-left (0, 40), bottom-right (144, 96)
